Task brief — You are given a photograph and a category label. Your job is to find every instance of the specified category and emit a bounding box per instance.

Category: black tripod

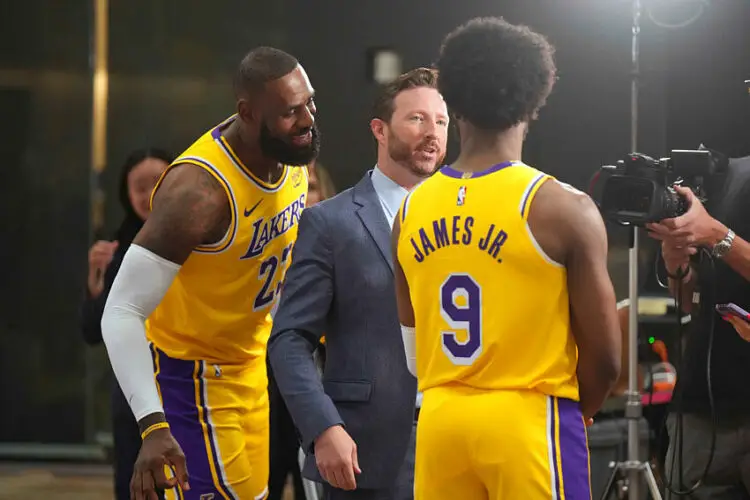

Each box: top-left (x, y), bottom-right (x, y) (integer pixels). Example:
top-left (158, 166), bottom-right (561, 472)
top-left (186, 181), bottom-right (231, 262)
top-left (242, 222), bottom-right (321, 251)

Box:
top-left (600, 0), bottom-right (662, 498)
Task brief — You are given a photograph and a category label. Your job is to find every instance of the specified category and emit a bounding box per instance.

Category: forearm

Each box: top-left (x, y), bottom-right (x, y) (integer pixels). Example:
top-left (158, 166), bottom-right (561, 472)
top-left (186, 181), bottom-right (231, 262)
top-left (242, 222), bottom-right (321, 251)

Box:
top-left (101, 305), bottom-right (164, 423)
top-left (723, 236), bottom-right (750, 282)
top-left (577, 358), bottom-right (618, 419)
top-left (400, 325), bottom-right (416, 377)
top-left (267, 330), bottom-right (344, 450)
top-left (698, 218), bottom-right (750, 281)
top-left (101, 244), bottom-right (180, 423)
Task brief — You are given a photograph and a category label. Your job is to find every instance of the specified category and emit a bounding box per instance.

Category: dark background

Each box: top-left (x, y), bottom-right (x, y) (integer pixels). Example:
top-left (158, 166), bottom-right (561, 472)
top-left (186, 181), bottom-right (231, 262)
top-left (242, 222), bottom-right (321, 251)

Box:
top-left (0, 0), bottom-right (747, 445)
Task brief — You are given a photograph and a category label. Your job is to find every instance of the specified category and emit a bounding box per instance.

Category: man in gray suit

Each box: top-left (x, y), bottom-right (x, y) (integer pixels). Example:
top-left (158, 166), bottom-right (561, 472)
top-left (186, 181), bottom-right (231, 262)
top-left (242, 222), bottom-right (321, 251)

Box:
top-left (267, 67), bottom-right (449, 500)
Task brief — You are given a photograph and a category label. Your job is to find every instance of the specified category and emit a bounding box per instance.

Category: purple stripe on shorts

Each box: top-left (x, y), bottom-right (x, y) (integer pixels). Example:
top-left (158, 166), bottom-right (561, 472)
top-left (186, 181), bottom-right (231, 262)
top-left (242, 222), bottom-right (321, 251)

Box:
top-left (197, 362), bottom-right (236, 499)
top-left (557, 398), bottom-right (592, 500)
top-left (549, 398), bottom-right (561, 499)
top-left (154, 348), bottom-right (227, 500)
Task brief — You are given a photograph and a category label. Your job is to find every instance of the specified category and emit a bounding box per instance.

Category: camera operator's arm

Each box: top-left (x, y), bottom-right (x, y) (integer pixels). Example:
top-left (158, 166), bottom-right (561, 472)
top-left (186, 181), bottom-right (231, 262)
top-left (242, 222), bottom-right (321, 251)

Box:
top-left (721, 239), bottom-right (750, 282)
top-left (649, 186), bottom-right (750, 282)
top-left (529, 180), bottom-right (621, 420)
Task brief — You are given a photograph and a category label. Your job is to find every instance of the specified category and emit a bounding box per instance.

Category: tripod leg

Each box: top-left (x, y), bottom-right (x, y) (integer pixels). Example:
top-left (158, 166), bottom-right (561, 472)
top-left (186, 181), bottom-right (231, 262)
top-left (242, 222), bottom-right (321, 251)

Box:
top-left (643, 462), bottom-right (663, 500)
top-left (599, 463), bottom-right (622, 500)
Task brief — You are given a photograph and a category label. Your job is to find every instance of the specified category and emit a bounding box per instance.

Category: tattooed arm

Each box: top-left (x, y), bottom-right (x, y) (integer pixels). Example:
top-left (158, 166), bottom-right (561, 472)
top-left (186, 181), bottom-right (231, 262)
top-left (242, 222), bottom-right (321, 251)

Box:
top-left (135, 164), bottom-right (231, 264)
top-left (100, 163), bottom-right (232, 495)
top-left (102, 164), bottom-right (230, 429)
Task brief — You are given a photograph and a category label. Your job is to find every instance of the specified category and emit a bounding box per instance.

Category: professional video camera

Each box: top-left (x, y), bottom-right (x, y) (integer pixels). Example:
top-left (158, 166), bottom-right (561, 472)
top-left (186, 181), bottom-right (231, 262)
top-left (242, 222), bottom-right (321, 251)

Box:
top-left (589, 149), bottom-right (726, 226)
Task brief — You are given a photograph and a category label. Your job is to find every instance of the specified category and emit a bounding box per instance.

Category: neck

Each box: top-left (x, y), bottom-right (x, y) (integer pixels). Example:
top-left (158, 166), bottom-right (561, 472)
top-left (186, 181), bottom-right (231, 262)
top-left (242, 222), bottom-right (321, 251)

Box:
top-left (453, 122), bottom-right (526, 171)
top-left (376, 149), bottom-right (423, 191)
top-left (224, 120), bottom-right (281, 181)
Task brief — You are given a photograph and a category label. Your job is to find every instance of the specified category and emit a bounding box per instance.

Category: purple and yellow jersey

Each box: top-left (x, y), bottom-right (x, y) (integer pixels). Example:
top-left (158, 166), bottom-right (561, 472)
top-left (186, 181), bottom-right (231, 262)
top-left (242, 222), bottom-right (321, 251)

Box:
top-left (146, 115), bottom-right (309, 366)
top-left (396, 161), bottom-right (579, 400)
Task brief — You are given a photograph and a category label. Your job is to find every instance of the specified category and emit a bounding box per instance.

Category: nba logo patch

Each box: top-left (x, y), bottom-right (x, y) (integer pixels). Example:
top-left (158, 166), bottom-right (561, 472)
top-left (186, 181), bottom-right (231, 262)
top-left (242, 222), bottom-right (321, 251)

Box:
top-left (457, 186), bottom-right (467, 206)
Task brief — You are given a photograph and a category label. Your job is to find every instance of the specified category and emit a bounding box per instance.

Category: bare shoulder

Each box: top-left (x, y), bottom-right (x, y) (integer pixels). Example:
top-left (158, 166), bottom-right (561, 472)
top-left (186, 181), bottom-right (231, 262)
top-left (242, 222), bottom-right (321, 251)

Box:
top-left (528, 178), bottom-right (607, 264)
top-left (133, 163), bottom-right (231, 264)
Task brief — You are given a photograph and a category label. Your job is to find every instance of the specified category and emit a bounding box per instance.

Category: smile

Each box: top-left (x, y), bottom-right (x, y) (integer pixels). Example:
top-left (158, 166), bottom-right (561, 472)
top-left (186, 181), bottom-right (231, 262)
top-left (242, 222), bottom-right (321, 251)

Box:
top-left (291, 131), bottom-right (312, 146)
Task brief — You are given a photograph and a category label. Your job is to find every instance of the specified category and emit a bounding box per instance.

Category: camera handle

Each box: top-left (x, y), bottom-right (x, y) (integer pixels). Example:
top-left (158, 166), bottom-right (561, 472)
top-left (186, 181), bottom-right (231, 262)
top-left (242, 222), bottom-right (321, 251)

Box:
top-left (600, 1), bottom-right (663, 498)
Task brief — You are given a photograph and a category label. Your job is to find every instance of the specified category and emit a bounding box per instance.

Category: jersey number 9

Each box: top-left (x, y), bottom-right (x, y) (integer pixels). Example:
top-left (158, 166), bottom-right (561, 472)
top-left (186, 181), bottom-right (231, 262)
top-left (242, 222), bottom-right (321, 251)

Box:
top-left (440, 273), bottom-right (483, 365)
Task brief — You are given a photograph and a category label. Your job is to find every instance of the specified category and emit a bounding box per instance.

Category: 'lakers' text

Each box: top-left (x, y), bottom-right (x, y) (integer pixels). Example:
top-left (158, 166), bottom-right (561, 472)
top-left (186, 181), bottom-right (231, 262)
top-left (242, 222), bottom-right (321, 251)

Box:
top-left (410, 215), bottom-right (508, 263)
top-left (241, 193), bottom-right (306, 260)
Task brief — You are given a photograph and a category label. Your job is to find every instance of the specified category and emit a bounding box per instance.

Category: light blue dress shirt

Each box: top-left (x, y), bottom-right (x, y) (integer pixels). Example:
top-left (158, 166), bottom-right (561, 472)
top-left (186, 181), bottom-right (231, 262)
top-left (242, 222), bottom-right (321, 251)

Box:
top-left (370, 166), bottom-right (423, 409)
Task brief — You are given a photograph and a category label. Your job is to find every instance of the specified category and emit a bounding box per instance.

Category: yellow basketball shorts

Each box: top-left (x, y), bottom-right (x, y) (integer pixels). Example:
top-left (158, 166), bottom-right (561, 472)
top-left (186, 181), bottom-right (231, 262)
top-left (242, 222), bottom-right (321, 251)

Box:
top-left (151, 345), bottom-right (270, 500)
top-left (415, 387), bottom-right (591, 500)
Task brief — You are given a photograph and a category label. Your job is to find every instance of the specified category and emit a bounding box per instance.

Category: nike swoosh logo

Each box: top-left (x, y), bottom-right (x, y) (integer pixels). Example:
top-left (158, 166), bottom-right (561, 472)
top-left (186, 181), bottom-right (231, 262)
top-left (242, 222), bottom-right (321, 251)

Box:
top-left (244, 199), bottom-right (262, 218)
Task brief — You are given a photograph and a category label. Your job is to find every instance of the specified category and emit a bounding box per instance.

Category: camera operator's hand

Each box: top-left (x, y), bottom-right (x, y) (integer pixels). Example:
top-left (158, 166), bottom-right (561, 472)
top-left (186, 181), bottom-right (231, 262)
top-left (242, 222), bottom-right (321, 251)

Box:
top-left (660, 240), bottom-right (696, 276)
top-left (724, 315), bottom-right (750, 342)
top-left (646, 186), bottom-right (728, 248)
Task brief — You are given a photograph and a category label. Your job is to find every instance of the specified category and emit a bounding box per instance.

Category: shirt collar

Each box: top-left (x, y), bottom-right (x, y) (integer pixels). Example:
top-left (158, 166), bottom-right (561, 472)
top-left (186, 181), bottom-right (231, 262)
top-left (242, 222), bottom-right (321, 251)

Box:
top-left (371, 165), bottom-right (409, 215)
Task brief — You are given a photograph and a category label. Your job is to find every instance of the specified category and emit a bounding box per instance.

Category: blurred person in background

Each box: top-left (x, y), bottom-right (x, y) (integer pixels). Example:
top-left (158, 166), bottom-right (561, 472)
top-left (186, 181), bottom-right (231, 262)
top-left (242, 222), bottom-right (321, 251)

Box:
top-left (268, 67), bottom-right (447, 500)
top-left (81, 147), bottom-right (172, 500)
top-left (268, 160), bottom-right (336, 500)
top-left (306, 161), bottom-right (336, 207)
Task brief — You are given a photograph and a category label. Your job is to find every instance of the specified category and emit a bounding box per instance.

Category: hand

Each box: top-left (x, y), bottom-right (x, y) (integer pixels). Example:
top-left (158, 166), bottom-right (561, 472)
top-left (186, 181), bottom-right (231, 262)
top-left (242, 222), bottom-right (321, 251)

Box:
top-left (314, 425), bottom-right (361, 490)
top-left (724, 315), bottom-right (750, 342)
top-left (87, 240), bottom-right (118, 297)
top-left (659, 239), bottom-right (697, 277)
top-left (131, 428), bottom-right (190, 500)
top-left (585, 418), bottom-right (594, 427)
top-left (646, 186), bottom-right (726, 248)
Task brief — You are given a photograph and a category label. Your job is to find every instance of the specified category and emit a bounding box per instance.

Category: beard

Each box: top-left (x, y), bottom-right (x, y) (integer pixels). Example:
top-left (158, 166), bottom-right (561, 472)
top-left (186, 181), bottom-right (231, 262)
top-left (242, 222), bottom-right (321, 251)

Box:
top-left (387, 129), bottom-right (444, 178)
top-left (260, 121), bottom-right (321, 166)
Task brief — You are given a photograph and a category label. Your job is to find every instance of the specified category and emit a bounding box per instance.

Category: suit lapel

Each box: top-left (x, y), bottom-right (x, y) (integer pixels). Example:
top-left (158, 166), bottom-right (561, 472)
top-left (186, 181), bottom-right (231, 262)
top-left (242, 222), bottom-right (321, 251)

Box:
top-left (353, 172), bottom-right (394, 273)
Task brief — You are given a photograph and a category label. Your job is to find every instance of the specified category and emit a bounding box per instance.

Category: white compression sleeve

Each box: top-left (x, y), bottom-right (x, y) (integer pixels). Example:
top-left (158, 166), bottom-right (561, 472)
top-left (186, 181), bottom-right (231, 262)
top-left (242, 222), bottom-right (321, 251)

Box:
top-left (401, 324), bottom-right (417, 377)
top-left (101, 244), bottom-right (181, 421)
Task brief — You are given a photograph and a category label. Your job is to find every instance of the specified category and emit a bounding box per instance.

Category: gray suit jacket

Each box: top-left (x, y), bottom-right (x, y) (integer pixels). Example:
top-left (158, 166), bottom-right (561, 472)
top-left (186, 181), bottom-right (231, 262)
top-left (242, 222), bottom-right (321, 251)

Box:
top-left (267, 171), bottom-right (417, 489)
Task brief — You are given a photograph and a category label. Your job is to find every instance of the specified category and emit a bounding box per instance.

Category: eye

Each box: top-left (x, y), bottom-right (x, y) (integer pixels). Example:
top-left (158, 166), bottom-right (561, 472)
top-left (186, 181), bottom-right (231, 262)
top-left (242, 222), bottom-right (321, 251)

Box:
top-left (437, 119), bottom-right (449, 126)
top-left (410, 115), bottom-right (424, 122)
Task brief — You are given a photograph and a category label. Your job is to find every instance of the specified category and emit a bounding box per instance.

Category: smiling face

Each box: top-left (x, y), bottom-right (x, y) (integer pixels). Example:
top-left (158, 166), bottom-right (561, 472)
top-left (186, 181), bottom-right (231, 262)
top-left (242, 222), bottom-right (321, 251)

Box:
top-left (380, 86), bottom-right (449, 178)
top-left (238, 64), bottom-right (320, 166)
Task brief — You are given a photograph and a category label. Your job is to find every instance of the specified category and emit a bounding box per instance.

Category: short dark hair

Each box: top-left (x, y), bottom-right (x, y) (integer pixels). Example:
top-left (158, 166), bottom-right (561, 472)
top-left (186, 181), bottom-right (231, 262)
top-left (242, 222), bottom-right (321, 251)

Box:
top-left (234, 46), bottom-right (299, 97)
top-left (437, 17), bottom-right (557, 131)
top-left (372, 67), bottom-right (439, 123)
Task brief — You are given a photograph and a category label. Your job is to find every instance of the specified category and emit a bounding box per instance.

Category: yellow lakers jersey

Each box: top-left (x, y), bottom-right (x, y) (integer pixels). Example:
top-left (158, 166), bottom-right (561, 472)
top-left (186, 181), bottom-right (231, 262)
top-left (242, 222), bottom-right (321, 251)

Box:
top-left (397, 161), bottom-right (579, 400)
top-left (146, 116), bottom-right (308, 364)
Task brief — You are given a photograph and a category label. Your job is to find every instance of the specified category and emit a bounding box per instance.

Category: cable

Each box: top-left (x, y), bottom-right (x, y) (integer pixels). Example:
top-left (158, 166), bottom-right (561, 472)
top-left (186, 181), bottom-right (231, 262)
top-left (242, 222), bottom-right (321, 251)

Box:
top-left (655, 247), bottom-right (717, 496)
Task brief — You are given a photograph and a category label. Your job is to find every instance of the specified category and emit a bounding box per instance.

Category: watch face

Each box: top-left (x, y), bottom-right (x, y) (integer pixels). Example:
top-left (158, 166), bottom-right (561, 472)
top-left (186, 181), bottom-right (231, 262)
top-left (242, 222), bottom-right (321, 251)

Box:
top-left (714, 242), bottom-right (729, 257)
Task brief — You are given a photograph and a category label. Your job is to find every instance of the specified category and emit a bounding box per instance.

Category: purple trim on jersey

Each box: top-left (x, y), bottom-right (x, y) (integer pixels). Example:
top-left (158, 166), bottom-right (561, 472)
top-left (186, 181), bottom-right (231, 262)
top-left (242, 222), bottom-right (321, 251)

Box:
top-left (520, 174), bottom-right (546, 218)
top-left (401, 191), bottom-right (412, 223)
top-left (440, 161), bottom-right (516, 179)
top-left (153, 348), bottom-right (236, 499)
top-left (557, 398), bottom-right (592, 500)
top-left (211, 116), bottom-right (235, 140)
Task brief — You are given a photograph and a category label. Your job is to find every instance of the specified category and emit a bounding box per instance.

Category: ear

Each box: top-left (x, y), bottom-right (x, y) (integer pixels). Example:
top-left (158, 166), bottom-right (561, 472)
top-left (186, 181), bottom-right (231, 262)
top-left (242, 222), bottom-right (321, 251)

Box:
top-left (370, 118), bottom-right (388, 145)
top-left (237, 98), bottom-right (258, 124)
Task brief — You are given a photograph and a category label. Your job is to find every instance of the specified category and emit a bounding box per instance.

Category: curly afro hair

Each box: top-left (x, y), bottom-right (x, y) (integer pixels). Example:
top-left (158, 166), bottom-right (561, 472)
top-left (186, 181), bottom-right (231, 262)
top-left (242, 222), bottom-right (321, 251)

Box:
top-left (436, 17), bottom-right (557, 131)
